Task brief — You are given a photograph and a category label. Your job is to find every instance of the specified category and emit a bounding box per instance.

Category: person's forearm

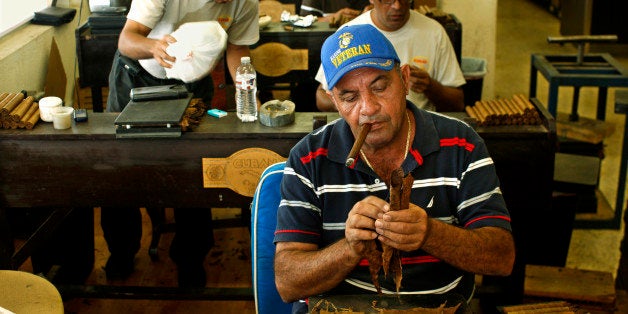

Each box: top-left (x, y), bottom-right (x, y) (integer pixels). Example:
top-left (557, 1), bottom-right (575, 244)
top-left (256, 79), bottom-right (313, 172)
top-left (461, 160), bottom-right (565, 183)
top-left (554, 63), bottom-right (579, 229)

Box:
top-left (225, 43), bottom-right (251, 82)
top-left (421, 220), bottom-right (515, 276)
top-left (424, 80), bottom-right (464, 112)
top-left (274, 239), bottom-right (361, 302)
top-left (118, 30), bottom-right (159, 60)
top-left (316, 85), bottom-right (337, 112)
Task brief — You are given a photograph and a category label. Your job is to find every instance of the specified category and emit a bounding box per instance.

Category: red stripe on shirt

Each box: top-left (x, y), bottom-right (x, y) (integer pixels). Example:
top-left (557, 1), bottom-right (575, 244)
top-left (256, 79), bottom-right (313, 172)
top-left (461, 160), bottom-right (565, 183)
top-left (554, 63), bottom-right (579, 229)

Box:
top-left (274, 229), bottom-right (320, 236)
top-left (464, 215), bottom-right (511, 228)
top-left (440, 137), bottom-right (475, 152)
top-left (402, 255), bottom-right (441, 264)
top-left (409, 148), bottom-right (423, 165)
top-left (358, 255), bottom-right (440, 266)
top-left (300, 148), bottom-right (328, 164)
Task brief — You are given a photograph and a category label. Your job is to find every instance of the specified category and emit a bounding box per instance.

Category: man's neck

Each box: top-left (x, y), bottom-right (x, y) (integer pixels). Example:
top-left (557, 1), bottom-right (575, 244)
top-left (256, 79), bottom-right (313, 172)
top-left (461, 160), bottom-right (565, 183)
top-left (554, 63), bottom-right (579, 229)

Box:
top-left (361, 110), bottom-right (414, 181)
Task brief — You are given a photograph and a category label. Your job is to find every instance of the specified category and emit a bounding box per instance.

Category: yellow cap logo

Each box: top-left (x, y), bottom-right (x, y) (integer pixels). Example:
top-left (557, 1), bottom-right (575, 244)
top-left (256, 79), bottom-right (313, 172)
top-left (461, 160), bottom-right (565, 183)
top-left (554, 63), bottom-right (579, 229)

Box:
top-left (331, 32), bottom-right (373, 68)
top-left (338, 32), bottom-right (353, 49)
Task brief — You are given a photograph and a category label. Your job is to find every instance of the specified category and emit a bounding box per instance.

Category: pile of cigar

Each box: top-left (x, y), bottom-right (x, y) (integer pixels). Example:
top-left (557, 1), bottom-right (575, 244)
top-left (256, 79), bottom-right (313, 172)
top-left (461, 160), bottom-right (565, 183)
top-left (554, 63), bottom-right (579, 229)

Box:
top-left (0, 92), bottom-right (39, 130)
top-left (465, 94), bottom-right (541, 126)
top-left (181, 98), bottom-right (210, 131)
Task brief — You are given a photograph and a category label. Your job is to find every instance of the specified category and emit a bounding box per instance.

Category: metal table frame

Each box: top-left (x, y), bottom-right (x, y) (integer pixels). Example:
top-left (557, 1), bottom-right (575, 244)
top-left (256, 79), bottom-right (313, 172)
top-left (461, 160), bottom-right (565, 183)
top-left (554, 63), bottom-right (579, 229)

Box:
top-left (529, 53), bottom-right (628, 119)
top-left (529, 53), bottom-right (628, 229)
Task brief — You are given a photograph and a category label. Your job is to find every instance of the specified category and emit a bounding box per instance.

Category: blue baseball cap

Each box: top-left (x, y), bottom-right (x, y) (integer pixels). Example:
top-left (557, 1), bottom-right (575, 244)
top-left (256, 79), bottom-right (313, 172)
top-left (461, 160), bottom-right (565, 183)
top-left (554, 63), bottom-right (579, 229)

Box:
top-left (321, 24), bottom-right (400, 90)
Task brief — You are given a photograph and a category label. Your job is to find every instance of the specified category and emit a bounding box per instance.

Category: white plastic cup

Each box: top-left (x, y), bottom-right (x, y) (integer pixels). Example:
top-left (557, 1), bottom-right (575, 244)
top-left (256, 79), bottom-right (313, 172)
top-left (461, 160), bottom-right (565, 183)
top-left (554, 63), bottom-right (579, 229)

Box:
top-left (39, 96), bottom-right (63, 122)
top-left (51, 107), bottom-right (74, 130)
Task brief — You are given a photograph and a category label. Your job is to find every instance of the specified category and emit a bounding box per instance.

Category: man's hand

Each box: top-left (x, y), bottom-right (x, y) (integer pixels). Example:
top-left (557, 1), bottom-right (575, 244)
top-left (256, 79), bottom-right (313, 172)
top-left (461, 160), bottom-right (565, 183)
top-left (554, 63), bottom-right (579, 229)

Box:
top-left (374, 203), bottom-right (430, 252)
top-left (151, 35), bottom-right (177, 69)
top-left (275, 195), bottom-right (387, 302)
top-left (332, 7), bottom-right (361, 23)
top-left (402, 64), bottom-right (465, 112)
top-left (344, 196), bottom-right (385, 257)
top-left (407, 64), bottom-right (432, 94)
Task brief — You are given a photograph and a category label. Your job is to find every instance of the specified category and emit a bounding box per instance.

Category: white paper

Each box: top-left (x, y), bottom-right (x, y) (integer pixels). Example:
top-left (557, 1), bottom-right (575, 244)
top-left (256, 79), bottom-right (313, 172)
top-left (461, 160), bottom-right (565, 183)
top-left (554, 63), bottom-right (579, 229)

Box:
top-left (0, 305), bottom-right (16, 314)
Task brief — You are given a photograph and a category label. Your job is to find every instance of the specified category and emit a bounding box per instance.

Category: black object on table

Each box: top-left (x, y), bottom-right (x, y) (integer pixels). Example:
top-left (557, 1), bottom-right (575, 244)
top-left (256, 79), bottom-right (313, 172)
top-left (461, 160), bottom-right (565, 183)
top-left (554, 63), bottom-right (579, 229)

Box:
top-left (75, 21), bottom-right (124, 113)
top-left (114, 94), bottom-right (192, 138)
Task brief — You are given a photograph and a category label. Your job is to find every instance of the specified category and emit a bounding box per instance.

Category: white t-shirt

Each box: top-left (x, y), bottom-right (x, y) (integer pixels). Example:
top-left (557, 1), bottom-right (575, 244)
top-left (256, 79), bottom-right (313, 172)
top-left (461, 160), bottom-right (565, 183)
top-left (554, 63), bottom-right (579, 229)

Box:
top-left (128, 0), bottom-right (260, 79)
top-left (316, 10), bottom-right (465, 110)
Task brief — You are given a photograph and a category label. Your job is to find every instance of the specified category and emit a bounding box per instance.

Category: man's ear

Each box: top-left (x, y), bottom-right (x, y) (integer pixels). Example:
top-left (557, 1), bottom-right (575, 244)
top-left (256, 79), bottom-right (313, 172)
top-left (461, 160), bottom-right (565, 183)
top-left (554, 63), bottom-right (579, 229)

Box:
top-left (399, 64), bottom-right (411, 95)
top-left (327, 90), bottom-right (341, 111)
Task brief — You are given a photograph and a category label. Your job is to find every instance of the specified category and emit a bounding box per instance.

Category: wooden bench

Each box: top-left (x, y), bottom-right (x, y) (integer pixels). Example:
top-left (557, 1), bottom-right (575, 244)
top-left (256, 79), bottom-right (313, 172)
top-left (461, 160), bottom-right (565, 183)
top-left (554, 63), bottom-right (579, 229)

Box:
top-left (524, 265), bottom-right (616, 311)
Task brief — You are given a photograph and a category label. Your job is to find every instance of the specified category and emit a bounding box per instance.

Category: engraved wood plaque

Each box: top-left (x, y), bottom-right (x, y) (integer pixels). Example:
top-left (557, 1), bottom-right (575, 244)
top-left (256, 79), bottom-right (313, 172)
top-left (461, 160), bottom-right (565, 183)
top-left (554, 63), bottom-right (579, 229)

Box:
top-left (203, 148), bottom-right (286, 197)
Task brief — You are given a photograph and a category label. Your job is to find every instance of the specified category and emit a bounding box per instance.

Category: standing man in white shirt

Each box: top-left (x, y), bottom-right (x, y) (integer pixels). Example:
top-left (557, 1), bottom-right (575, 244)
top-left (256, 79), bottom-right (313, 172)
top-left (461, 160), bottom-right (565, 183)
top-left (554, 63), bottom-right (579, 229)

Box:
top-left (103, 0), bottom-right (259, 287)
top-left (315, 0), bottom-right (465, 112)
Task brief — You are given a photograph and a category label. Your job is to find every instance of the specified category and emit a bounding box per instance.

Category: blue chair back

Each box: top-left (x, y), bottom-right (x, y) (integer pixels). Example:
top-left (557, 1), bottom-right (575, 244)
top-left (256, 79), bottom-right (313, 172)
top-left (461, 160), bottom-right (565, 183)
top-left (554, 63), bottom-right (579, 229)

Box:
top-left (251, 161), bottom-right (292, 314)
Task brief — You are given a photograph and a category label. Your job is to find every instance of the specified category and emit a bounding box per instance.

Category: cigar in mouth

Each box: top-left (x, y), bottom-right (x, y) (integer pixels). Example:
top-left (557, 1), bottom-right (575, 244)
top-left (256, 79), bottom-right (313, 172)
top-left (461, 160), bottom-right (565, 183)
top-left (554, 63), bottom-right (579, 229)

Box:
top-left (345, 123), bottom-right (372, 167)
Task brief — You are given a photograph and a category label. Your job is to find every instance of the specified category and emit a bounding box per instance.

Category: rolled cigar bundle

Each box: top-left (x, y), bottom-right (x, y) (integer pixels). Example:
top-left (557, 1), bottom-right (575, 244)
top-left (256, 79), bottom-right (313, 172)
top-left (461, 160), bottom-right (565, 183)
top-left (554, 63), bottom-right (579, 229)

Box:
top-left (1, 93), bottom-right (25, 115)
top-left (465, 94), bottom-right (541, 126)
top-left (0, 92), bottom-right (40, 130)
top-left (20, 103), bottom-right (39, 128)
top-left (0, 93), bottom-right (9, 106)
top-left (345, 123), bottom-right (371, 167)
top-left (465, 105), bottom-right (480, 123)
top-left (0, 93), bottom-right (14, 114)
top-left (10, 96), bottom-right (34, 122)
top-left (25, 109), bottom-right (40, 130)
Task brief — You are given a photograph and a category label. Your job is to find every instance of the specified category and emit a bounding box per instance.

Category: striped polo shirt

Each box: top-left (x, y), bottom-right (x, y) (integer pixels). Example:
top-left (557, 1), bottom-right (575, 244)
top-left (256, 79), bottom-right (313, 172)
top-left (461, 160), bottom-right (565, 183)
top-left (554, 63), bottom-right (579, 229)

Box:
top-left (274, 103), bottom-right (511, 298)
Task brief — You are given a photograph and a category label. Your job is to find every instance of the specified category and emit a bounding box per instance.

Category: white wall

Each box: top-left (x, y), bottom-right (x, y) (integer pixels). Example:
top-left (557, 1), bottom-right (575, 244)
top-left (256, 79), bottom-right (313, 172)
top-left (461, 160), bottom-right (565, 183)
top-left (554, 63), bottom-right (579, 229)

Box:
top-left (441, 0), bottom-right (497, 99)
top-left (0, 0), bottom-right (88, 106)
top-left (0, 0), bottom-right (498, 107)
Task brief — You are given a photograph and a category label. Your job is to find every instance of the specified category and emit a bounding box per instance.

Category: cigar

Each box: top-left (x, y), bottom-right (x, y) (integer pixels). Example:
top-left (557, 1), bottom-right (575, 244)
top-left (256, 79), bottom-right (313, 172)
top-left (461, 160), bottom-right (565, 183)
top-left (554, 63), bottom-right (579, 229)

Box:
top-left (345, 123), bottom-right (372, 167)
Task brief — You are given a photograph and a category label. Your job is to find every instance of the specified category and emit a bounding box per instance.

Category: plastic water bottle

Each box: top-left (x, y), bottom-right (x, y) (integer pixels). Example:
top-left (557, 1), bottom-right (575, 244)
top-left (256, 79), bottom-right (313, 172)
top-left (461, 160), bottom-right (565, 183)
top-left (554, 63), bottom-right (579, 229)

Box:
top-left (235, 56), bottom-right (257, 122)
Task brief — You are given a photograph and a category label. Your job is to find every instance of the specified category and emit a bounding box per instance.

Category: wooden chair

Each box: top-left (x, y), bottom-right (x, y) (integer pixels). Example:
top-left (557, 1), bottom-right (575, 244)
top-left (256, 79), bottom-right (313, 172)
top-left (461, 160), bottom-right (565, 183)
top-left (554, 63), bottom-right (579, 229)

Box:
top-left (250, 161), bottom-right (292, 314)
top-left (0, 270), bottom-right (64, 314)
top-left (249, 42), bottom-right (310, 106)
top-left (259, 0), bottom-right (295, 22)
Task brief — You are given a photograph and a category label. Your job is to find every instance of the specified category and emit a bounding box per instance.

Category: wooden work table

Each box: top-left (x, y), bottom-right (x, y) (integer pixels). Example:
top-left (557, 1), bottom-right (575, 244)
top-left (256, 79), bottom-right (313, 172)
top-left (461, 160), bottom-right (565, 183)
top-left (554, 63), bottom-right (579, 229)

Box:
top-left (0, 106), bottom-right (556, 305)
top-left (0, 111), bottom-right (338, 300)
top-left (0, 112), bottom-right (337, 209)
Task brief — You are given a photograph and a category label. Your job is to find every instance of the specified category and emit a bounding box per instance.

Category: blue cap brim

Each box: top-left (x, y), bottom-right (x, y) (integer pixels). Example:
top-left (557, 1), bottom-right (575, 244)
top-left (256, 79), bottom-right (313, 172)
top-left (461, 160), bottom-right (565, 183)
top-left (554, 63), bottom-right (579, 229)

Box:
top-left (327, 57), bottom-right (396, 90)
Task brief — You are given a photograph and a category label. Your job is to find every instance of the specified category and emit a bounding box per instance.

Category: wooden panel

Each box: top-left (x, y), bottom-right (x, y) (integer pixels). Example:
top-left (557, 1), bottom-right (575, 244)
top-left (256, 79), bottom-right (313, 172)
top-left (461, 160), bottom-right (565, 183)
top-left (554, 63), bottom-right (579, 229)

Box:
top-left (0, 112), bottom-right (335, 209)
top-left (500, 301), bottom-right (576, 313)
top-left (250, 43), bottom-right (308, 77)
top-left (525, 265), bottom-right (616, 305)
top-left (255, 21), bottom-right (336, 111)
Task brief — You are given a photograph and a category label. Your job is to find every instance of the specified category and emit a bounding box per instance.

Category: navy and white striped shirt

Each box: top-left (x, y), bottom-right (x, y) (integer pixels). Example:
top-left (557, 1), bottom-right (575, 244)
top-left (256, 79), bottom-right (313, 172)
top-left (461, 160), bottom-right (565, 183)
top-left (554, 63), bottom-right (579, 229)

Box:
top-left (275, 103), bottom-right (511, 298)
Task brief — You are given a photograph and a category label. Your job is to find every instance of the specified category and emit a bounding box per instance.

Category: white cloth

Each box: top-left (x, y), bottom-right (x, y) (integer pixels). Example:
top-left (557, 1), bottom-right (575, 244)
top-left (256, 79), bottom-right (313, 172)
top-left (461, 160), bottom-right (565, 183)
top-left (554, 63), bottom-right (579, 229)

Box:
top-left (164, 21), bottom-right (227, 82)
top-left (128, 0), bottom-right (259, 79)
top-left (316, 10), bottom-right (465, 110)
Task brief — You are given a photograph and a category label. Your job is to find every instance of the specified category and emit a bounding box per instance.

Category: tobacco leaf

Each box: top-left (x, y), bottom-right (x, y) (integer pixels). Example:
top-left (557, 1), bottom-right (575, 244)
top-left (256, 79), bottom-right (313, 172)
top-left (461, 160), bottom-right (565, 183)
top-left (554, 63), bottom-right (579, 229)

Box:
top-left (372, 301), bottom-right (461, 313)
top-left (363, 240), bottom-right (383, 294)
top-left (382, 168), bottom-right (413, 292)
top-left (365, 168), bottom-right (413, 293)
